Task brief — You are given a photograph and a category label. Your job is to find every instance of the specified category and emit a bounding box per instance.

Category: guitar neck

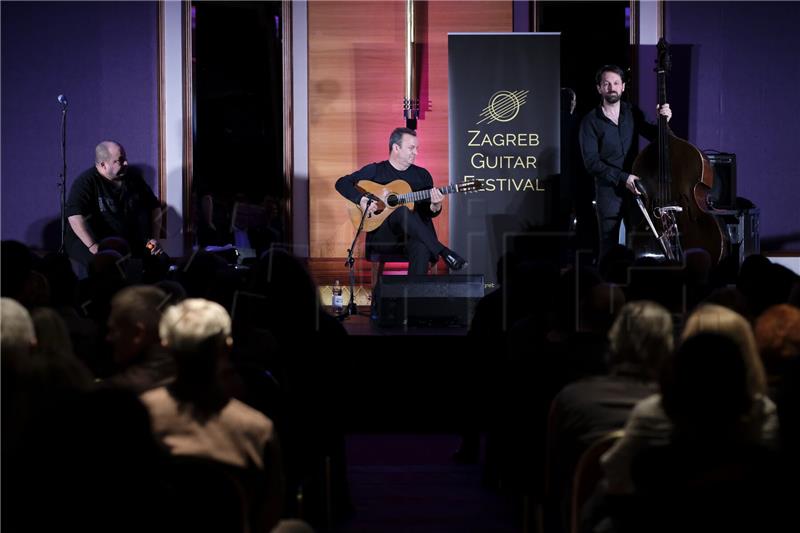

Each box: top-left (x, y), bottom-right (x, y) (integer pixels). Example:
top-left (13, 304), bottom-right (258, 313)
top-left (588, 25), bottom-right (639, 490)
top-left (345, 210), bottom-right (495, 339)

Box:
top-left (398, 183), bottom-right (460, 204)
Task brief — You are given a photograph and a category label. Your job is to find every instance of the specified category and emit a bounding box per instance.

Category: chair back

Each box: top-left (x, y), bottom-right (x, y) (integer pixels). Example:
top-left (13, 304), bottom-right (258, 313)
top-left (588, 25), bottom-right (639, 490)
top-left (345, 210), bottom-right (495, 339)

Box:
top-left (166, 456), bottom-right (251, 533)
top-left (570, 430), bottom-right (624, 533)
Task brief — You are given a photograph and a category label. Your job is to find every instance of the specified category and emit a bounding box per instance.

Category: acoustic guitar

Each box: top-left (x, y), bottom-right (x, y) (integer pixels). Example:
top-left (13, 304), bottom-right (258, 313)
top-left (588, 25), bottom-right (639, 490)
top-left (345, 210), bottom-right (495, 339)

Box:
top-left (348, 179), bottom-right (484, 232)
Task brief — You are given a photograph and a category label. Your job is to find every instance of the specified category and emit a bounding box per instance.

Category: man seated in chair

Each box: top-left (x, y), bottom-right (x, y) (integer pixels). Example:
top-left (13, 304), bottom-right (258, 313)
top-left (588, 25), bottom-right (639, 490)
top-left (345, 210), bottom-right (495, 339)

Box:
top-left (335, 127), bottom-right (467, 274)
top-left (140, 298), bottom-right (284, 531)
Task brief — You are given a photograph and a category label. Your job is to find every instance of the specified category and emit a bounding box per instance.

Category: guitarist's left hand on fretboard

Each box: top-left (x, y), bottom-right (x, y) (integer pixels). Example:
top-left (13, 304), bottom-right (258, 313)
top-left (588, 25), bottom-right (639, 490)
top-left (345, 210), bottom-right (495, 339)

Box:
top-left (429, 187), bottom-right (445, 212)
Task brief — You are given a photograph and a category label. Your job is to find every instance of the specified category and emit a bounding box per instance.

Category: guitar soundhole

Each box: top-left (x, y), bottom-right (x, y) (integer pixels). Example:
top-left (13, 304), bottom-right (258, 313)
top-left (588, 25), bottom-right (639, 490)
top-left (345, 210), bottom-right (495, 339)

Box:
top-left (386, 194), bottom-right (399, 207)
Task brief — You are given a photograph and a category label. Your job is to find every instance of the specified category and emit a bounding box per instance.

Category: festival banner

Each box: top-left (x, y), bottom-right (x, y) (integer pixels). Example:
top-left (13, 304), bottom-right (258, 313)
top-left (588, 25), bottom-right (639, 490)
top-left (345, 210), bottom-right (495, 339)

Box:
top-left (448, 33), bottom-right (560, 285)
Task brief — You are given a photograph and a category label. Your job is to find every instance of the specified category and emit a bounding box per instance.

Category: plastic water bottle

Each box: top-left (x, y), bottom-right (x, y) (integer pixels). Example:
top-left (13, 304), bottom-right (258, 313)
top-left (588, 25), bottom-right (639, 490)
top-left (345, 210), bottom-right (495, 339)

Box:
top-left (332, 280), bottom-right (344, 315)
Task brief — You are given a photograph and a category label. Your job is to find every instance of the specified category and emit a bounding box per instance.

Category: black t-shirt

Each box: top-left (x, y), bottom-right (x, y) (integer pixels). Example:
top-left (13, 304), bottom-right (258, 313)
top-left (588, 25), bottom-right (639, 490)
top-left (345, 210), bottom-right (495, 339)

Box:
top-left (65, 167), bottom-right (159, 257)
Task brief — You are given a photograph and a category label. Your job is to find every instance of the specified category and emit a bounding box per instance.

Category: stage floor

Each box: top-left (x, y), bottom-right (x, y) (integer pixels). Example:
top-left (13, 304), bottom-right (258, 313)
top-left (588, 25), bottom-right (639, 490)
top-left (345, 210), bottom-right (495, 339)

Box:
top-left (337, 307), bottom-right (468, 337)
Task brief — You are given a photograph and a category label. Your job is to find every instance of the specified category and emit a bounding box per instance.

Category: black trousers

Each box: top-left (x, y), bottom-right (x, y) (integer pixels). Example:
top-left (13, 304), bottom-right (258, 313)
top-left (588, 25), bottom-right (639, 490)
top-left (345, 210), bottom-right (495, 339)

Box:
top-left (366, 206), bottom-right (444, 275)
top-left (595, 184), bottom-right (638, 260)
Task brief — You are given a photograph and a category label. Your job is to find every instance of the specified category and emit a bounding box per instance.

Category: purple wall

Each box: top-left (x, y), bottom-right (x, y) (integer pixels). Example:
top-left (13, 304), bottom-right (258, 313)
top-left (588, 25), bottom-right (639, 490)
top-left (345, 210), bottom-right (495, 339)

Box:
top-left (665, 1), bottom-right (800, 249)
top-left (1, 1), bottom-right (158, 250)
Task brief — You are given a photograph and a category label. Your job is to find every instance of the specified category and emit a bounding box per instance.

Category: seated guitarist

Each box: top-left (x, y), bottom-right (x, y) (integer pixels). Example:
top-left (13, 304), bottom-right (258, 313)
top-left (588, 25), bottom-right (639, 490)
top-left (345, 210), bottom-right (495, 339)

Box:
top-left (335, 127), bottom-right (467, 274)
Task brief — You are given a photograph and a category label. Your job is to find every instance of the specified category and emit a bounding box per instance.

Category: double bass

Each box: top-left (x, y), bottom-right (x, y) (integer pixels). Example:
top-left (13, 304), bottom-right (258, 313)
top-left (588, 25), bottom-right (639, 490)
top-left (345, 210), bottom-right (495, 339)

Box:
top-left (631, 39), bottom-right (729, 264)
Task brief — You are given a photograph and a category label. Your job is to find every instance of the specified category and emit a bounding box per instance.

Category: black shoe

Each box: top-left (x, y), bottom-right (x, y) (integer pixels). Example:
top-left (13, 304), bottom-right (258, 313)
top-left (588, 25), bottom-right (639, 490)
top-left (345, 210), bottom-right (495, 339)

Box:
top-left (440, 248), bottom-right (467, 271)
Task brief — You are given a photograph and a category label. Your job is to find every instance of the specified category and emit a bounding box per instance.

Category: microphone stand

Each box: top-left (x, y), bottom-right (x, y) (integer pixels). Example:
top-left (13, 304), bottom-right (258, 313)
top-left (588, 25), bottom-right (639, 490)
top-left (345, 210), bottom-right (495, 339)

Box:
top-left (58, 102), bottom-right (68, 255)
top-left (342, 198), bottom-right (372, 318)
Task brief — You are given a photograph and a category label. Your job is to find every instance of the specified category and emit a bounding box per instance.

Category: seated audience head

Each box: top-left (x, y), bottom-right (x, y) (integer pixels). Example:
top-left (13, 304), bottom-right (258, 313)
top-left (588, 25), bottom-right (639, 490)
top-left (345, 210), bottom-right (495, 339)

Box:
top-left (108, 285), bottom-right (168, 366)
top-left (246, 248), bottom-right (320, 328)
top-left (607, 300), bottom-right (673, 379)
top-left (703, 286), bottom-right (750, 319)
top-left (155, 280), bottom-right (187, 306)
top-left (1, 297), bottom-right (37, 360)
top-left (88, 248), bottom-right (125, 277)
top-left (160, 298), bottom-right (232, 382)
top-left (683, 247), bottom-right (712, 286)
top-left (681, 304), bottom-right (766, 398)
top-left (754, 304), bottom-right (800, 379)
top-left (31, 307), bottom-right (75, 359)
top-left (598, 244), bottom-right (634, 284)
top-left (159, 298), bottom-right (232, 418)
top-left (29, 307), bottom-right (93, 391)
top-left (175, 250), bottom-right (232, 303)
top-left (98, 236), bottom-right (131, 258)
top-left (738, 254), bottom-right (799, 316)
top-left (37, 252), bottom-right (79, 307)
top-left (1, 240), bottom-right (33, 299)
top-left (583, 282), bottom-right (626, 334)
top-left (661, 332), bottom-right (752, 438)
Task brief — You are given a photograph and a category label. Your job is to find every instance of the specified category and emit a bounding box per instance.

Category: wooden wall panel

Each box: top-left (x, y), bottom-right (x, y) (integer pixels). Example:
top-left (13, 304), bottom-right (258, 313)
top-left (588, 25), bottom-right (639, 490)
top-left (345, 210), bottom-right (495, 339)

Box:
top-left (308, 1), bottom-right (511, 259)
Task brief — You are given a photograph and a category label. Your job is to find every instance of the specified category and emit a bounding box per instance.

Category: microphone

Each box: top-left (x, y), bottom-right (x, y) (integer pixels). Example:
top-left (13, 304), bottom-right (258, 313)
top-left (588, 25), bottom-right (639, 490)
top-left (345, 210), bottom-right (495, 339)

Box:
top-left (57, 94), bottom-right (68, 107)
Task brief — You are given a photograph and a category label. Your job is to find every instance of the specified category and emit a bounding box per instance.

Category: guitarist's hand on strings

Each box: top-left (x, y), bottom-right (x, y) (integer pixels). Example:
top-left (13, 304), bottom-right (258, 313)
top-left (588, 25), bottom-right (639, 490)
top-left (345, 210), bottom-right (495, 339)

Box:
top-left (429, 187), bottom-right (444, 213)
top-left (360, 195), bottom-right (379, 217)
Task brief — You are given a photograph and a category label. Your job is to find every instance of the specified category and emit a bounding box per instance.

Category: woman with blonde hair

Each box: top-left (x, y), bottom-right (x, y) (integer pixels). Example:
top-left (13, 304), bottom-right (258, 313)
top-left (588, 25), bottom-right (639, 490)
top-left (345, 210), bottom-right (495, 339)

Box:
top-left (682, 303), bottom-right (767, 397)
top-left (600, 304), bottom-right (778, 494)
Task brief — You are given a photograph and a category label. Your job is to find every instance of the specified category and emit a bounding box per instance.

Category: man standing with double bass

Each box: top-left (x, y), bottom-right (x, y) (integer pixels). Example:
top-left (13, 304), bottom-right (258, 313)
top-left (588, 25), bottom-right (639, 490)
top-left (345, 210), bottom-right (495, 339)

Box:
top-left (579, 65), bottom-right (672, 260)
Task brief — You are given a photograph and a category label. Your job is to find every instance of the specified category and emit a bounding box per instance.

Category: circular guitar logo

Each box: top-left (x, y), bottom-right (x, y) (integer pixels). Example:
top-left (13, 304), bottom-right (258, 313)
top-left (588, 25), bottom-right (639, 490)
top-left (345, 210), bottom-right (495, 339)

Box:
top-left (477, 90), bottom-right (529, 124)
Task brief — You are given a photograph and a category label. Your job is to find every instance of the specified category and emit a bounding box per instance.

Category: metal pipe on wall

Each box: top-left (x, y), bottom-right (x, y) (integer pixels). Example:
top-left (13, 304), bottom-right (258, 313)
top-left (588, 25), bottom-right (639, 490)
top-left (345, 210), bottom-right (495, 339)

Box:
top-left (404, 0), bottom-right (419, 129)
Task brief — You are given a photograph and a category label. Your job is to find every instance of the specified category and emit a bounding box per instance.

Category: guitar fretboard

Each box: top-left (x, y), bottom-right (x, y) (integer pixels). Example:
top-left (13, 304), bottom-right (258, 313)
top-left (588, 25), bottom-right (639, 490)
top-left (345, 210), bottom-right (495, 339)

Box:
top-left (397, 183), bottom-right (461, 204)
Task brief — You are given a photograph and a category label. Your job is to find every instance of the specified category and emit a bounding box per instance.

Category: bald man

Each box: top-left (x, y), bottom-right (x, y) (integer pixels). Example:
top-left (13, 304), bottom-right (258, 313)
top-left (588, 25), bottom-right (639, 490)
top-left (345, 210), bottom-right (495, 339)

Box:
top-left (65, 141), bottom-right (162, 266)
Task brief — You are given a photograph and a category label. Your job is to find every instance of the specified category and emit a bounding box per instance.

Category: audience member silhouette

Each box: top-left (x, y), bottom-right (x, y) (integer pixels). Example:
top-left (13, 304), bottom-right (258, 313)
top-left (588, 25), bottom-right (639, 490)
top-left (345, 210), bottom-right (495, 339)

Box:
top-left (32, 252), bottom-right (102, 369)
top-left (601, 304), bottom-right (778, 496)
top-left (54, 388), bottom-right (174, 533)
top-left (104, 285), bottom-right (176, 393)
top-left (548, 300), bottom-right (672, 531)
top-left (29, 306), bottom-right (93, 387)
top-left (737, 254), bottom-right (799, 317)
top-left (455, 253), bottom-right (523, 465)
top-left (235, 249), bottom-right (351, 525)
top-left (174, 249), bottom-right (240, 308)
top-left (702, 285), bottom-right (751, 320)
top-left (754, 304), bottom-right (800, 393)
top-left (141, 298), bottom-right (284, 531)
top-left (2, 297), bottom-right (40, 460)
top-left (629, 333), bottom-right (784, 533)
top-left (597, 244), bottom-right (634, 285)
top-left (0, 240), bottom-right (36, 303)
top-left (682, 247), bottom-right (713, 310)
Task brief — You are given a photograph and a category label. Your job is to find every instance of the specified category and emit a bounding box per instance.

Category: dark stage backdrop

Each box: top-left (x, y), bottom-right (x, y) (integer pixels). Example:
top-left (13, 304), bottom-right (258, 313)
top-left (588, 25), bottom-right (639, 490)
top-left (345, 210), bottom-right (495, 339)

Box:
top-left (664, 1), bottom-right (800, 249)
top-left (448, 33), bottom-right (560, 285)
top-left (1, 1), bottom-right (159, 250)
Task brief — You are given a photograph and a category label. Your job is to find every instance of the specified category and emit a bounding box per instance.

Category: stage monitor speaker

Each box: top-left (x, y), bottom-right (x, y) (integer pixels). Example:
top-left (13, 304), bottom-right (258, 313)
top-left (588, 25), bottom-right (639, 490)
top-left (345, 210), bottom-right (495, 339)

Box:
top-left (716, 204), bottom-right (760, 283)
top-left (705, 152), bottom-right (737, 209)
top-left (375, 274), bottom-right (485, 327)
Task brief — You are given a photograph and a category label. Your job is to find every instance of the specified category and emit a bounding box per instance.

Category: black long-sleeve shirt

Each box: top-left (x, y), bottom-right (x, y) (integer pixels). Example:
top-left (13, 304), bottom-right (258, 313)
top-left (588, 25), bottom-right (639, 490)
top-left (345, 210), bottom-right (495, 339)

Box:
top-left (579, 102), bottom-right (658, 188)
top-left (334, 161), bottom-right (441, 220)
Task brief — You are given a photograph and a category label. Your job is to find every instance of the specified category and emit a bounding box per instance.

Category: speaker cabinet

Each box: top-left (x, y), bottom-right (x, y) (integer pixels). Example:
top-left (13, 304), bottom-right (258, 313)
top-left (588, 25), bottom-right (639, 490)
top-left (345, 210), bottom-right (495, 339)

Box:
top-left (705, 152), bottom-right (737, 209)
top-left (715, 205), bottom-right (760, 283)
top-left (375, 274), bottom-right (485, 327)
